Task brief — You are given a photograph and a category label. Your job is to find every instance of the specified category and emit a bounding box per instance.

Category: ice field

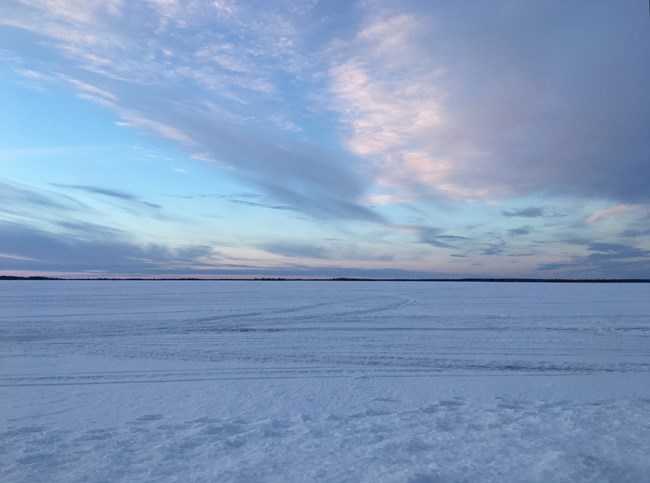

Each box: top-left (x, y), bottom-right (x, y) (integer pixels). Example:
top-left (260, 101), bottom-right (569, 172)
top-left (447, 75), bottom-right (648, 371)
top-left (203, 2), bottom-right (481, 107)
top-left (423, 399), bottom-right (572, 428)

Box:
top-left (1, 281), bottom-right (649, 482)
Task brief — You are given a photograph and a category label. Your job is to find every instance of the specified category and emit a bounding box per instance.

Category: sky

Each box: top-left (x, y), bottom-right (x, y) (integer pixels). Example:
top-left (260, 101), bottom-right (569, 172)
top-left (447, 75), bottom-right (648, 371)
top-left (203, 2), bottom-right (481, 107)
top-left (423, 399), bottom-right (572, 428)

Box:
top-left (1, 0), bottom-right (649, 279)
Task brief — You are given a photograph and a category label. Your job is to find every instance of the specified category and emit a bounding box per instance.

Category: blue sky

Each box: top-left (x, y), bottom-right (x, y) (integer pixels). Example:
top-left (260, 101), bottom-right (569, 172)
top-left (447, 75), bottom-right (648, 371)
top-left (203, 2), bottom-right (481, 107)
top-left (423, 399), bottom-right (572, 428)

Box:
top-left (1, 0), bottom-right (649, 278)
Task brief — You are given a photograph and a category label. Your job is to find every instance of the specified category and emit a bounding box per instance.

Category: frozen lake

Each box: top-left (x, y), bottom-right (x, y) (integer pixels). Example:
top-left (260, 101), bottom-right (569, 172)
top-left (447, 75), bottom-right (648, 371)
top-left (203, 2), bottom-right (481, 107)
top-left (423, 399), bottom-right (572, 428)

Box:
top-left (1, 281), bottom-right (649, 482)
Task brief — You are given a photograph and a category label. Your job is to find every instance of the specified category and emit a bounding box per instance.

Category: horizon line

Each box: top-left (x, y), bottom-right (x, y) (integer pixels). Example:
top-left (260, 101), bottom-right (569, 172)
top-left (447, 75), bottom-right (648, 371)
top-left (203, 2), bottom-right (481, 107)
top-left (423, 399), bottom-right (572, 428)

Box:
top-left (1, 275), bottom-right (649, 283)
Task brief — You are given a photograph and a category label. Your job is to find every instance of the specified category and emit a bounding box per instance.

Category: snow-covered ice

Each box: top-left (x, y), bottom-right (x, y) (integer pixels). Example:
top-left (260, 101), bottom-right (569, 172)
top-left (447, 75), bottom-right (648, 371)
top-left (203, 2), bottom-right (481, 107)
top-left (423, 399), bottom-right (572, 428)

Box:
top-left (1, 281), bottom-right (649, 482)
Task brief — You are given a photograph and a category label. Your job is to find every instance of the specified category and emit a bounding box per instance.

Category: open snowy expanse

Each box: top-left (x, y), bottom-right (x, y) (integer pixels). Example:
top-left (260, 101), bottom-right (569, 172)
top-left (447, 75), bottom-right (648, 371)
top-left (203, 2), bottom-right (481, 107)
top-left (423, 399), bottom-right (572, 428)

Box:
top-left (1, 281), bottom-right (649, 482)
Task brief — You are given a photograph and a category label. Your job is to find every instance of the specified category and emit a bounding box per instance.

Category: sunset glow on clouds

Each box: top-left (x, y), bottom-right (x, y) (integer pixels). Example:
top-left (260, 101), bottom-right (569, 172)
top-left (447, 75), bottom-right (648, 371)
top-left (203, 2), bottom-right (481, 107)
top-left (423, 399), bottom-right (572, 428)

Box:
top-left (1, 0), bottom-right (649, 278)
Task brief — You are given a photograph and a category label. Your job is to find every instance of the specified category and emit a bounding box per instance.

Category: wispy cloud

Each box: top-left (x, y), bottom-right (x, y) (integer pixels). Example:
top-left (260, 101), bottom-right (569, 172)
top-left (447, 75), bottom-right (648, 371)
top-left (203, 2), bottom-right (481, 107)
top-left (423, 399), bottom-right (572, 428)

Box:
top-left (508, 226), bottom-right (532, 237)
top-left (52, 183), bottom-right (161, 209)
top-left (329, 13), bottom-right (466, 201)
top-left (0, 220), bottom-right (221, 275)
top-left (259, 240), bottom-right (398, 264)
top-left (168, 191), bottom-right (298, 212)
top-left (260, 242), bottom-right (330, 260)
top-left (621, 227), bottom-right (650, 239)
top-left (415, 227), bottom-right (467, 249)
top-left (538, 241), bottom-right (650, 278)
top-left (481, 239), bottom-right (507, 256)
top-left (587, 204), bottom-right (643, 224)
top-left (502, 207), bottom-right (546, 218)
top-left (0, 177), bottom-right (88, 217)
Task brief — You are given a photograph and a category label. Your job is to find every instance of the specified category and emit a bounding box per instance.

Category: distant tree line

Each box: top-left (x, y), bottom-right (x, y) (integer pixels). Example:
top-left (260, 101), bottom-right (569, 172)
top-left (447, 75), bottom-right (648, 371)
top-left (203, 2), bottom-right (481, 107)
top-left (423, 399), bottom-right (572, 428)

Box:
top-left (1, 275), bottom-right (649, 283)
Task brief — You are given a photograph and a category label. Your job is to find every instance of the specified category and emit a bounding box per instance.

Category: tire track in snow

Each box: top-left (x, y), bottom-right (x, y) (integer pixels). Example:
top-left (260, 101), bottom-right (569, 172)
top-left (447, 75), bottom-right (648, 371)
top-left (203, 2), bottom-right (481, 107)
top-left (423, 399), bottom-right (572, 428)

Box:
top-left (179, 293), bottom-right (419, 332)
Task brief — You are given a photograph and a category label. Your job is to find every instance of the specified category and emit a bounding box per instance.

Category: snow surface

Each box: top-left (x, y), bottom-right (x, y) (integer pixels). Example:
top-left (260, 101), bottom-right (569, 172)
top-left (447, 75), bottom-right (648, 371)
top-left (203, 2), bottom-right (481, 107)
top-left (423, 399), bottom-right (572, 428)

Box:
top-left (1, 281), bottom-right (649, 482)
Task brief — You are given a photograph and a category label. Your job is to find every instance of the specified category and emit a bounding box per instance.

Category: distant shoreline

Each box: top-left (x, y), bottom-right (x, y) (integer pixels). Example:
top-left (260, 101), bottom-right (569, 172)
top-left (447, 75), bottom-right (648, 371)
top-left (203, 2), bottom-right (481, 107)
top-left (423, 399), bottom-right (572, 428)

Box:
top-left (1, 275), bottom-right (649, 283)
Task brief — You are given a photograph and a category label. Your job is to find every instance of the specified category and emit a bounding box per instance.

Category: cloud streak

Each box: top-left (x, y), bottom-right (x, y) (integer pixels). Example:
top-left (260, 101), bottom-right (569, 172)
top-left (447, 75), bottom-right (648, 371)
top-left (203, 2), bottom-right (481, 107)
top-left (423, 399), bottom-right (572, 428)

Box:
top-left (0, 220), bottom-right (221, 275)
top-left (0, 178), bottom-right (86, 215)
top-left (586, 204), bottom-right (643, 225)
top-left (539, 242), bottom-right (650, 278)
top-left (52, 183), bottom-right (161, 209)
top-left (502, 207), bottom-right (546, 218)
top-left (417, 227), bottom-right (467, 249)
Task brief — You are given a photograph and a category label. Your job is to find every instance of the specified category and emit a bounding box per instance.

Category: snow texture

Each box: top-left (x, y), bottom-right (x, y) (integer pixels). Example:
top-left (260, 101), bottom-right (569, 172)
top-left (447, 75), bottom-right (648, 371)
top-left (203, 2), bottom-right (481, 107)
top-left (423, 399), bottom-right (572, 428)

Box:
top-left (1, 281), bottom-right (649, 482)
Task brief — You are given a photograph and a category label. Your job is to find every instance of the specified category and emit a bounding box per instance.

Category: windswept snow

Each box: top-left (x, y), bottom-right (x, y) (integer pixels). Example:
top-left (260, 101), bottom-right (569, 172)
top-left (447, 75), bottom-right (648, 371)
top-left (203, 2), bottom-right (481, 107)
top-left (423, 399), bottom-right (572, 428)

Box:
top-left (1, 281), bottom-right (649, 482)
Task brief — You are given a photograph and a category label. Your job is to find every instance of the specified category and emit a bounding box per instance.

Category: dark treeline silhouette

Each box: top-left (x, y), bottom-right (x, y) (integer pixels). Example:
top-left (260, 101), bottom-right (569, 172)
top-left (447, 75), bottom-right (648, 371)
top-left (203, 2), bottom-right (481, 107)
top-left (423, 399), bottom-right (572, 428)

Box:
top-left (1, 275), bottom-right (649, 283)
top-left (0, 275), bottom-right (60, 280)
